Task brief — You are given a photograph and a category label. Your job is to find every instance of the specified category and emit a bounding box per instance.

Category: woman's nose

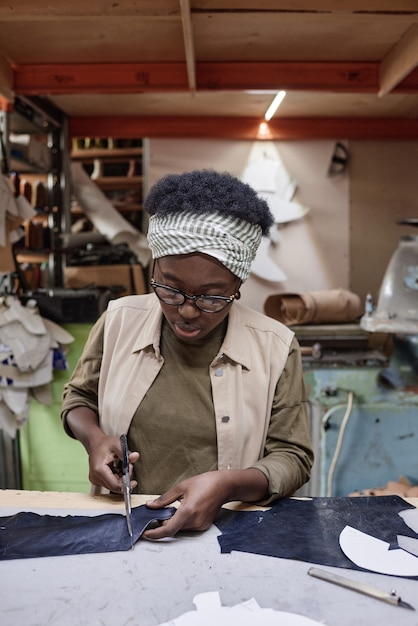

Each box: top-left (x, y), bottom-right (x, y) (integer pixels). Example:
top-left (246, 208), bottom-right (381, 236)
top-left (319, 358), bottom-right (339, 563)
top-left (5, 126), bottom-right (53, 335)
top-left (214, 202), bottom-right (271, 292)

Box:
top-left (178, 299), bottom-right (201, 319)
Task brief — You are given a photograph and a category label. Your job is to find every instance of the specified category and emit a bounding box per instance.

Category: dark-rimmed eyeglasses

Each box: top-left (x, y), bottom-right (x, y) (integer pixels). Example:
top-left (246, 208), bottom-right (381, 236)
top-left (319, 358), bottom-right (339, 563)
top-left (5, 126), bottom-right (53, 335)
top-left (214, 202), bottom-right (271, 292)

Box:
top-left (150, 278), bottom-right (240, 313)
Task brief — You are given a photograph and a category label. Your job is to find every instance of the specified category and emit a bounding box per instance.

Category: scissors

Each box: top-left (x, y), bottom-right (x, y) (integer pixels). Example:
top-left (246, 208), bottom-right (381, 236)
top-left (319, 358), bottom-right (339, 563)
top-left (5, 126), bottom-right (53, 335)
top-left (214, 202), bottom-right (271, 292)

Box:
top-left (120, 434), bottom-right (133, 548)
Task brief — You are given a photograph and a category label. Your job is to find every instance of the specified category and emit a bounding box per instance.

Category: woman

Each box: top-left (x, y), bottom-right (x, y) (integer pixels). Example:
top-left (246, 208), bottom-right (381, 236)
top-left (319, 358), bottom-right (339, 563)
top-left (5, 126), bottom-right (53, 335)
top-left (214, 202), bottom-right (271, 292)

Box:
top-left (61, 169), bottom-right (313, 539)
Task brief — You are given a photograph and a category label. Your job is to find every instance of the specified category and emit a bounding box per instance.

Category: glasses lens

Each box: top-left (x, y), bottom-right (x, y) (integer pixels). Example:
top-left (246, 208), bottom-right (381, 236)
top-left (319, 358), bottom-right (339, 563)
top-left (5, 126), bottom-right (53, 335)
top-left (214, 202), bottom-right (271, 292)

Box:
top-left (196, 296), bottom-right (230, 313)
top-left (154, 285), bottom-right (184, 305)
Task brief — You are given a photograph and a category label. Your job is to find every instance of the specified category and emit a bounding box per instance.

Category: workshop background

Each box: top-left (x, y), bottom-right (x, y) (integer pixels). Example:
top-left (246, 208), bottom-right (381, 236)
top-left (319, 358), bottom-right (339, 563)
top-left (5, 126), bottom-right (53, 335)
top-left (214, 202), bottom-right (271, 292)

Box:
top-left (0, 2), bottom-right (417, 500)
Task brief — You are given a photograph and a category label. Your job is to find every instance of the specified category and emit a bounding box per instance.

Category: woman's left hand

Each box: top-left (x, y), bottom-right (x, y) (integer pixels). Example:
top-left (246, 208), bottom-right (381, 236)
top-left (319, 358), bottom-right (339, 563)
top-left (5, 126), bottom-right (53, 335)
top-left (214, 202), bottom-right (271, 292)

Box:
top-left (142, 468), bottom-right (268, 539)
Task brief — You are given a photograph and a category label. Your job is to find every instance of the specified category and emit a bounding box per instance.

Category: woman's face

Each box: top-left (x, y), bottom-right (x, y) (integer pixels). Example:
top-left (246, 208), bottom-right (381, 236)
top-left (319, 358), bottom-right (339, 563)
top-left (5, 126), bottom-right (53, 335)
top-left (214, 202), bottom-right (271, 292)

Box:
top-left (152, 253), bottom-right (240, 344)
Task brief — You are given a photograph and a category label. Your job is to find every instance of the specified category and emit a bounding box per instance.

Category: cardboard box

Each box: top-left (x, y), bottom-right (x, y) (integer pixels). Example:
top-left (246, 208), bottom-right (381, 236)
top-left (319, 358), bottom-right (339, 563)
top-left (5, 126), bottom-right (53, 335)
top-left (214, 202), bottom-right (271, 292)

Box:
top-left (64, 264), bottom-right (146, 296)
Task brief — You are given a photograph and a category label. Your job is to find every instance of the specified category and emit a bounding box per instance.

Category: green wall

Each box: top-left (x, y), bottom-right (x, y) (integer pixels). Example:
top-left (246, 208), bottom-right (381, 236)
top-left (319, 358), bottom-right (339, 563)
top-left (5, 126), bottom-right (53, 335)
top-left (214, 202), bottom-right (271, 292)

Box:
top-left (20, 323), bottom-right (92, 492)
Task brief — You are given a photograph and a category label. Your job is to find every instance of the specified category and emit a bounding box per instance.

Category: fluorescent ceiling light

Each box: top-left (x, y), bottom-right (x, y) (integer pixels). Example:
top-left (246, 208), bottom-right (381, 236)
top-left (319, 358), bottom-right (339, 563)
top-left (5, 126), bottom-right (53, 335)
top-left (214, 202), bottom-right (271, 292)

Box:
top-left (264, 90), bottom-right (286, 121)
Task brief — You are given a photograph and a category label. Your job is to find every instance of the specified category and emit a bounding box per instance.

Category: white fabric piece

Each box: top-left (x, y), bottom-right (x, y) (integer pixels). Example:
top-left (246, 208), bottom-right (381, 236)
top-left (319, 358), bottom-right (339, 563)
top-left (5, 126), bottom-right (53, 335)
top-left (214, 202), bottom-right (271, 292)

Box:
top-left (0, 322), bottom-right (50, 372)
top-left (250, 237), bottom-right (287, 283)
top-left (242, 158), bottom-right (280, 193)
top-left (1, 386), bottom-right (28, 415)
top-left (0, 297), bottom-right (53, 372)
top-left (397, 535), bottom-right (418, 558)
top-left (158, 591), bottom-right (324, 626)
top-left (242, 154), bottom-right (297, 200)
top-left (260, 193), bottom-right (311, 225)
top-left (0, 298), bottom-right (74, 438)
top-left (0, 342), bottom-right (13, 359)
top-left (0, 352), bottom-right (53, 389)
top-left (0, 297), bottom-right (46, 335)
top-left (399, 509), bottom-right (418, 534)
top-left (0, 363), bottom-right (32, 385)
top-left (339, 525), bottom-right (418, 576)
top-left (71, 162), bottom-right (151, 267)
top-left (0, 386), bottom-right (31, 436)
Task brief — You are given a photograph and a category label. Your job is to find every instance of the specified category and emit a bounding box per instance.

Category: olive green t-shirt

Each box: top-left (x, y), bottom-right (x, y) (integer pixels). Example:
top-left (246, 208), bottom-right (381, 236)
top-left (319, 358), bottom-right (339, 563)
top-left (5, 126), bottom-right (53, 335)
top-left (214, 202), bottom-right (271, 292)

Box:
top-left (128, 318), bottom-right (227, 494)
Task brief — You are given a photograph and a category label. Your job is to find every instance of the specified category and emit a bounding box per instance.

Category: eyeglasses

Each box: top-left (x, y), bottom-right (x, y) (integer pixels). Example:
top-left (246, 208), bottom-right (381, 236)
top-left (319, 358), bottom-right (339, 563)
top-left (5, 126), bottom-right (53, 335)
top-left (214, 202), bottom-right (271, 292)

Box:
top-left (150, 278), bottom-right (240, 313)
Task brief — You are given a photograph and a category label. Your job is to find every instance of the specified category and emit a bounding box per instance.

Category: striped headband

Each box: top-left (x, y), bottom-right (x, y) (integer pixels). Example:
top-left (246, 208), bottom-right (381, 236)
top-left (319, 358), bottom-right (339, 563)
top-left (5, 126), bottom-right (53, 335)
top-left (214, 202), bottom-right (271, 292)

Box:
top-left (146, 210), bottom-right (262, 281)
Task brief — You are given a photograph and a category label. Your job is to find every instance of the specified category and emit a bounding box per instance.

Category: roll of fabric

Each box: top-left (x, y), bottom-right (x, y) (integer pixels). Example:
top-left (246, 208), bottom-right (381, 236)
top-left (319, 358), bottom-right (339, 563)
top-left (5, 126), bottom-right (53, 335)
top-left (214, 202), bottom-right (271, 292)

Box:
top-left (264, 288), bottom-right (362, 326)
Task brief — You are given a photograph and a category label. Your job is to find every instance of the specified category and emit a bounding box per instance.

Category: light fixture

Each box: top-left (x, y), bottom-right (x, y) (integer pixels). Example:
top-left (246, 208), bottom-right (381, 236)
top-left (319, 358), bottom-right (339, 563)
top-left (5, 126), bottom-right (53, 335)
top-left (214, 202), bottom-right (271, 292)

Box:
top-left (264, 90), bottom-right (287, 121)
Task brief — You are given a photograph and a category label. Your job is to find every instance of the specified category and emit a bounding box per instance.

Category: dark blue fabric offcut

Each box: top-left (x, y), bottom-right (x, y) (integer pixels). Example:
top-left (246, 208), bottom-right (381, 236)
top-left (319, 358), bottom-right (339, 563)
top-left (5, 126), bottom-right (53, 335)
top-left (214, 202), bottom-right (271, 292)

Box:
top-left (214, 496), bottom-right (418, 578)
top-left (0, 504), bottom-right (176, 560)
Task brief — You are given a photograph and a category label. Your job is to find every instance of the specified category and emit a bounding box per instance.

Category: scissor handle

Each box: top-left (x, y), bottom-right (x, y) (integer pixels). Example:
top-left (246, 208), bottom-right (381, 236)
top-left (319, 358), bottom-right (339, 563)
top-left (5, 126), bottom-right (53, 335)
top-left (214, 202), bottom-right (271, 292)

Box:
top-left (120, 434), bottom-right (129, 473)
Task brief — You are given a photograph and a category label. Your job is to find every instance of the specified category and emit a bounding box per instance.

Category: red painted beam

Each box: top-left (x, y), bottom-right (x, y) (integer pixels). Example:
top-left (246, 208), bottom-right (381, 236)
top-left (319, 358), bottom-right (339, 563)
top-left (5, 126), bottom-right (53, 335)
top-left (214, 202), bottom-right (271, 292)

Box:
top-left (69, 115), bottom-right (418, 140)
top-left (13, 61), bottom-right (418, 95)
top-left (13, 62), bottom-right (189, 94)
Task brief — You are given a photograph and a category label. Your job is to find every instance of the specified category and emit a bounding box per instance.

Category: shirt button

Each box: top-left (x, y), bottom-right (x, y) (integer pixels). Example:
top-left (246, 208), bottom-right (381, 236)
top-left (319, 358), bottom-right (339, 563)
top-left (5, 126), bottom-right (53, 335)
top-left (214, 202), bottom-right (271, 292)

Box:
top-left (215, 368), bottom-right (223, 377)
top-left (221, 415), bottom-right (230, 423)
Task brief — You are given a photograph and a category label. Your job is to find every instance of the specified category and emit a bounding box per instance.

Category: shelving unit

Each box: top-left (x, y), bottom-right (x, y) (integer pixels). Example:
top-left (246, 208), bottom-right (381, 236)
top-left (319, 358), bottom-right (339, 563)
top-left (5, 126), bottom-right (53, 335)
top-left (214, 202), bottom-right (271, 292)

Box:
top-left (70, 141), bottom-right (145, 230)
top-left (1, 95), bottom-right (70, 289)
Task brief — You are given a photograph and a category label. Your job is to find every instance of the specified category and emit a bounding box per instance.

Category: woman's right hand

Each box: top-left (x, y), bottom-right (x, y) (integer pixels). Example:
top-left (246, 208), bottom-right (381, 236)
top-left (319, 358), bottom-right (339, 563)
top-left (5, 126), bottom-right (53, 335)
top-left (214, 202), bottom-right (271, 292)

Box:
top-left (87, 431), bottom-right (139, 493)
top-left (65, 406), bottom-right (139, 492)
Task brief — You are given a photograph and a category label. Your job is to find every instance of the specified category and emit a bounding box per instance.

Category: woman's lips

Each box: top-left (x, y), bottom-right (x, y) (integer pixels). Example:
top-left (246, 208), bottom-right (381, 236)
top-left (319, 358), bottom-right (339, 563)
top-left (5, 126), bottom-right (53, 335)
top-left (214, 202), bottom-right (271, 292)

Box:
top-left (175, 322), bottom-right (202, 339)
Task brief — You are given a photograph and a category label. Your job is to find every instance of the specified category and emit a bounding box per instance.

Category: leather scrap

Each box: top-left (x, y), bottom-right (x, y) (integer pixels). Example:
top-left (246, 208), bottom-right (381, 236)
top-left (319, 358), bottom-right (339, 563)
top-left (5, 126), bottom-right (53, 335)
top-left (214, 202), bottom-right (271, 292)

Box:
top-left (264, 288), bottom-right (361, 326)
top-left (0, 504), bottom-right (176, 560)
top-left (215, 496), bottom-right (418, 579)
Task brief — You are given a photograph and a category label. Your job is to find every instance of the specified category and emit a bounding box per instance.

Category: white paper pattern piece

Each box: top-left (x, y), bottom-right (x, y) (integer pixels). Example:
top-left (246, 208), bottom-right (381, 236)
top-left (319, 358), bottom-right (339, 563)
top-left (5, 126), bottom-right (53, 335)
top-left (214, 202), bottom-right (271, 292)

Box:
top-left (242, 158), bottom-right (280, 193)
top-left (241, 147), bottom-right (310, 284)
top-left (399, 509), bottom-right (418, 534)
top-left (158, 591), bottom-right (326, 626)
top-left (397, 535), bottom-right (418, 558)
top-left (250, 237), bottom-right (287, 283)
top-left (260, 194), bottom-right (311, 225)
top-left (339, 525), bottom-right (418, 577)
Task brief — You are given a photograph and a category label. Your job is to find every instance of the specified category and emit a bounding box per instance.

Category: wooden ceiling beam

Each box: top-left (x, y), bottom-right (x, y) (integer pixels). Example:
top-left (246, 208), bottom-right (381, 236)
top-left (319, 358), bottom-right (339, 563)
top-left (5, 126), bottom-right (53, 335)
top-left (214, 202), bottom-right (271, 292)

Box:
top-left (13, 62), bottom-right (189, 94)
top-left (180, 0), bottom-right (196, 91)
top-left (13, 61), bottom-right (418, 95)
top-left (0, 1), bottom-right (417, 19)
top-left (379, 23), bottom-right (418, 96)
top-left (12, 61), bottom-right (418, 95)
top-left (69, 115), bottom-right (418, 140)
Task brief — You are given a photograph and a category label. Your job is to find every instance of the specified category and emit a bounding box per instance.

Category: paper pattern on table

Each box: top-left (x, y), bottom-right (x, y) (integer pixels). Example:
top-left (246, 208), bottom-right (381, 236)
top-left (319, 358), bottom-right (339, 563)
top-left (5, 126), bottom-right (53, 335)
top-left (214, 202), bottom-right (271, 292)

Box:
top-left (157, 591), bottom-right (326, 626)
top-left (339, 525), bottom-right (418, 577)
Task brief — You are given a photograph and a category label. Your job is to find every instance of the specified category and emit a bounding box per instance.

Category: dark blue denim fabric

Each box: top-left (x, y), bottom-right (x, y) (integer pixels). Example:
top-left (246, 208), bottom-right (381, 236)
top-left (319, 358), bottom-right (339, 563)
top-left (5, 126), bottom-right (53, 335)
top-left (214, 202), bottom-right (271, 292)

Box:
top-left (215, 496), bottom-right (418, 578)
top-left (0, 504), bottom-right (175, 560)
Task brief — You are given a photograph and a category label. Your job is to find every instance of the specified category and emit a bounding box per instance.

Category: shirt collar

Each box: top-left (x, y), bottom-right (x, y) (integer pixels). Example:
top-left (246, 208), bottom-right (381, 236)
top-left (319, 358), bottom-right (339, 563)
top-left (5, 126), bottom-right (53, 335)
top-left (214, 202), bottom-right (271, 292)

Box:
top-left (130, 295), bottom-right (251, 368)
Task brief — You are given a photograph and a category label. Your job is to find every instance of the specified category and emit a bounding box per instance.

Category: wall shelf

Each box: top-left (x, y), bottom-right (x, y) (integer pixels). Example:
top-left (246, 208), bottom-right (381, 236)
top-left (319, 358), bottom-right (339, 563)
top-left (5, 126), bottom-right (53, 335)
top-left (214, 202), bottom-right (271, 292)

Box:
top-left (70, 140), bottom-right (145, 231)
top-left (1, 95), bottom-right (70, 289)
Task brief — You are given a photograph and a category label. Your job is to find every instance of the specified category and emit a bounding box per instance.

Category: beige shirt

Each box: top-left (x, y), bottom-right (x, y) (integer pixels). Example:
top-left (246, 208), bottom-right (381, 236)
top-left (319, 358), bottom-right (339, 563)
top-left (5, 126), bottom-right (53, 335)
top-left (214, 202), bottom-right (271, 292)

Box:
top-left (62, 294), bottom-right (313, 501)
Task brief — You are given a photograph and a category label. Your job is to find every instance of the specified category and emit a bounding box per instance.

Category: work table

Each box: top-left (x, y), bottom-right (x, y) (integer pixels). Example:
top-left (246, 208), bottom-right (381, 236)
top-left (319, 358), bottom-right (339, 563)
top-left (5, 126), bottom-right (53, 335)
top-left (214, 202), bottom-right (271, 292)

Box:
top-left (1, 490), bottom-right (417, 626)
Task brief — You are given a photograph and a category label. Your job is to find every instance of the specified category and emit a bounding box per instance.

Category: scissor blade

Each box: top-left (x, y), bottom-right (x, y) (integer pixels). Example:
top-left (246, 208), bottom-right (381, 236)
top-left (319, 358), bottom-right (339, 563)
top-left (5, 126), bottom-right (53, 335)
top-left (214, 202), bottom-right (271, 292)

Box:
top-left (120, 434), bottom-right (133, 548)
top-left (122, 474), bottom-right (133, 539)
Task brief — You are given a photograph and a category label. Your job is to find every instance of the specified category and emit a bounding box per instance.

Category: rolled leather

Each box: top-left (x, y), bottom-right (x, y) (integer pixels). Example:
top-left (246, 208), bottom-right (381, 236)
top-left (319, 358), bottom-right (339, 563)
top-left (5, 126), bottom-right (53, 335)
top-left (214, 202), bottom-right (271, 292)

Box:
top-left (264, 288), bottom-right (362, 326)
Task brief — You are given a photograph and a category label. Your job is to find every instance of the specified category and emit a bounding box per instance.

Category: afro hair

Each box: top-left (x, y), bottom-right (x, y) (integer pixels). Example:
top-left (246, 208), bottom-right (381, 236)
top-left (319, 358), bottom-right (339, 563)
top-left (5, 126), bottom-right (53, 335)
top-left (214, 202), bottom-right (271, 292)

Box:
top-left (144, 169), bottom-right (274, 236)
